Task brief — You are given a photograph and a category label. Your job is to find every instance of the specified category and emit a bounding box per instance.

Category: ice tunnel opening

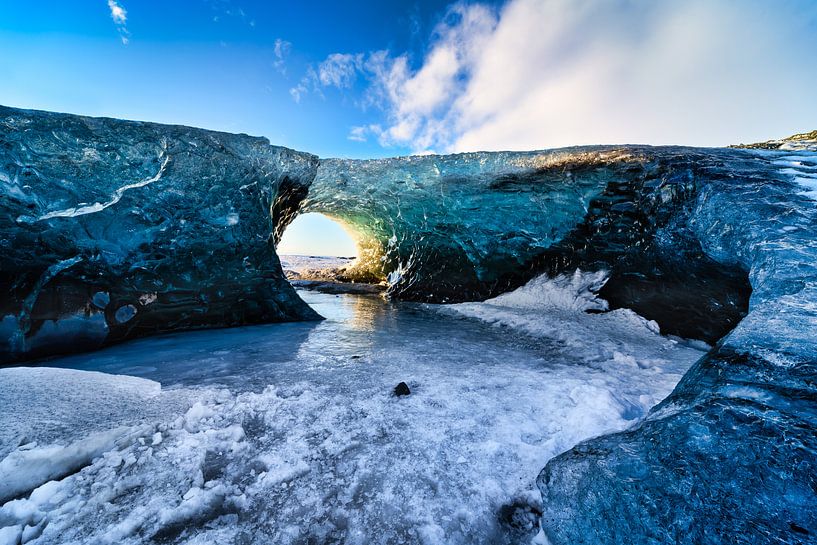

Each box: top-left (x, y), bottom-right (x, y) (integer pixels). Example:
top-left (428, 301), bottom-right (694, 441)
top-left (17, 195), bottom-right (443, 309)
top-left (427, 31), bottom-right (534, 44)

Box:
top-left (277, 212), bottom-right (382, 284)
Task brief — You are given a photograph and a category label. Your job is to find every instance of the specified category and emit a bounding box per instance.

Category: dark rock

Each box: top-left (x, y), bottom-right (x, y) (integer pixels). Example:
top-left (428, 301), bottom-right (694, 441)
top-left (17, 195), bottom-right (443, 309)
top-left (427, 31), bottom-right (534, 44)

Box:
top-left (497, 499), bottom-right (543, 537)
top-left (393, 382), bottom-right (410, 396)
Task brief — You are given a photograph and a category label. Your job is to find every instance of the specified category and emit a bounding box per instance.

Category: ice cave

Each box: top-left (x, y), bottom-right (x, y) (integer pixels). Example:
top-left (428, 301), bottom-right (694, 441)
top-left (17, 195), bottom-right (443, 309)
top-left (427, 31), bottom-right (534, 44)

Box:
top-left (0, 105), bottom-right (815, 545)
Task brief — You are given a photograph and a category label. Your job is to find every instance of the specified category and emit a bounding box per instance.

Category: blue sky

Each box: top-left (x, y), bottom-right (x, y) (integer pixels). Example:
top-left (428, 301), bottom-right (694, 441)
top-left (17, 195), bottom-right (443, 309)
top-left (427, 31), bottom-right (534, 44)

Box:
top-left (0, 0), bottom-right (469, 159)
top-left (2, 0), bottom-right (817, 255)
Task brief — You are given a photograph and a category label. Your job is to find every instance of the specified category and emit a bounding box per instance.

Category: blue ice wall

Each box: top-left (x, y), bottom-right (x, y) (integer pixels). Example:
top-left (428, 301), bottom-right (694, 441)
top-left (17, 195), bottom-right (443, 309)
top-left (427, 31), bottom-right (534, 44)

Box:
top-left (537, 147), bottom-right (817, 544)
top-left (307, 149), bottom-right (639, 297)
top-left (306, 148), bottom-right (753, 341)
top-left (0, 106), bottom-right (320, 362)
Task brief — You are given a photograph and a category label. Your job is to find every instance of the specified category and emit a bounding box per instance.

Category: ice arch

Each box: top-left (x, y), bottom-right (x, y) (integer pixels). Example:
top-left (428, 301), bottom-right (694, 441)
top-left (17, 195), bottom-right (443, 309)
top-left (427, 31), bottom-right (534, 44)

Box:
top-left (301, 150), bottom-right (752, 343)
top-left (2, 105), bottom-right (815, 545)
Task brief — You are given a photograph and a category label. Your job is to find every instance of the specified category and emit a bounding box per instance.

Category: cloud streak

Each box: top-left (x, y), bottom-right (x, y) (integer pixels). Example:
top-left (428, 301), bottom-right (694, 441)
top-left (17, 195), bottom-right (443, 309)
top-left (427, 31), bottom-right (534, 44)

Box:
top-left (273, 39), bottom-right (291, 75)
top-left (107, 0), bottom-right (130, 44)
top-left (289, 53), bottom-right (365, 103)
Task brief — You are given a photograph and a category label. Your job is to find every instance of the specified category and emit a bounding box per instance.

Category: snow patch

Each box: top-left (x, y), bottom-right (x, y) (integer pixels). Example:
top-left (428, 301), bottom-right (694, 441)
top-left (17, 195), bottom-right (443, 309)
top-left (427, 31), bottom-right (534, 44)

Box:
top-left (444, 270), bottom-right (678, 368)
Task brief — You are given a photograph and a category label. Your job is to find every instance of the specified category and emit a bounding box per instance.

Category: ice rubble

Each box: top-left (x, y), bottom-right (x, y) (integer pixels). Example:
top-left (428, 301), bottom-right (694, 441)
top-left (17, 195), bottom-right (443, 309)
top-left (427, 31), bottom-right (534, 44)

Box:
top-left (0, 105), bottom-right (319, 363)
top-left (0, 284), bottom-right (706, 544)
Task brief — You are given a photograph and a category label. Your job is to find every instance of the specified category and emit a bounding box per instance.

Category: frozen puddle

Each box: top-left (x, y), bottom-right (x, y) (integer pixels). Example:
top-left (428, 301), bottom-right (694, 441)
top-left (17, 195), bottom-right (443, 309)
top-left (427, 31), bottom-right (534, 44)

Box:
top-left (0, 273), bottom-right (707, 544)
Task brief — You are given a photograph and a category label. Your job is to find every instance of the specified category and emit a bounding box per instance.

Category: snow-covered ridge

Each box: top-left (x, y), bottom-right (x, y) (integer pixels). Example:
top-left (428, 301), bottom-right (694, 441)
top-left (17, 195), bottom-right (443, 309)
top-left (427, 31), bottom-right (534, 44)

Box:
top-left (731, 129), bottom-right (817, 152)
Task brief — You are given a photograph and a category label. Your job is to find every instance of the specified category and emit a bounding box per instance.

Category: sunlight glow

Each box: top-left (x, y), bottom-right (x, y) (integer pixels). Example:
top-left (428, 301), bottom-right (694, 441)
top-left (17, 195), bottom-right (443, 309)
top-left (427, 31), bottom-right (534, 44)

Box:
top-left (277, 213), bottom-right (358, 257)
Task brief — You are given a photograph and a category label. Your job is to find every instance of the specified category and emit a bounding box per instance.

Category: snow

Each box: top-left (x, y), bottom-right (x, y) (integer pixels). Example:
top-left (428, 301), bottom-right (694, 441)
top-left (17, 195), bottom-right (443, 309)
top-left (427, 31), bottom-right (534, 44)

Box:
top-left (0, 367), bottom-right (192, 460)
top-left (279, 254), bottom-right (356, 281)
top-left (0, 526), bottom-right (21, 545)
top-left (444, 270), bottom-right (687, 372)
top-left (0, 288), bottom-right (706, 544)
top-left (772, 152), bottom-right (817, 200)
top-left (0, 426), bottom-right (142, 504)
top-left (0, 367), bottom-right (197, 507)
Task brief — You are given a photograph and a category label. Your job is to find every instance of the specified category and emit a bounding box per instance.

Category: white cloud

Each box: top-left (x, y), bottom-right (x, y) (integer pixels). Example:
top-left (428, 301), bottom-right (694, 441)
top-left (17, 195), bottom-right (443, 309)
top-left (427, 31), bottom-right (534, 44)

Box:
top-left (273, 39), bottom-right (291, 75)
top-left (289, 52), bottom-right (365, 103)
top-left (346, 124), bottom-right (385, 143)
top-left (107, 0), bottom-right (130, 44)
top-left (361, 3), bottom-right (498, 152)
top-left (318, 53), bottom-right (364, 88)
top-left (348, 126), bottom-right (368, 142)
top-left (289, 65), bottom-right (318, 103)
top-left (289, 83), bottom-right (307, 103)
top-left (107, 0), bottom-right (126, 24)
top-left (349, 0), bottom-right (817, 153)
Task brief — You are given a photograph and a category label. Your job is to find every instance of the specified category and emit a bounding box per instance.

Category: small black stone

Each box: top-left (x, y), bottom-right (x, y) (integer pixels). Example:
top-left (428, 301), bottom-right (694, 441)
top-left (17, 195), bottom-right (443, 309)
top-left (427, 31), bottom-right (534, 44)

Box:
top-left (393, 382), bottom-right (411, 396)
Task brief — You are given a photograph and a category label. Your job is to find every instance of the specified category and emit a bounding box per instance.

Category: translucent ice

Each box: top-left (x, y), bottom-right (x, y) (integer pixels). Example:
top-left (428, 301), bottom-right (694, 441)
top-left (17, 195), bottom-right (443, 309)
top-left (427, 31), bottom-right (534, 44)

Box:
top-left (0, 106), bottom-right (320, 362)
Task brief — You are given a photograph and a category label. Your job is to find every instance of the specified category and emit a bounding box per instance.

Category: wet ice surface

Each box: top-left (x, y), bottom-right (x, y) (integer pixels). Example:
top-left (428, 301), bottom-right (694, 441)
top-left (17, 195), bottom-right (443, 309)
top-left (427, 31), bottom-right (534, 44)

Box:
top-left (0, 279), bottom-right (706, 545)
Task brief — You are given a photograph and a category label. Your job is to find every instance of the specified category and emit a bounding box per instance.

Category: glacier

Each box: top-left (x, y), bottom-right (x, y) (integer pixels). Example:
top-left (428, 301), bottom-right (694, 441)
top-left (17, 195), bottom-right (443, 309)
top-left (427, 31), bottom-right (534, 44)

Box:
top-left (0, 106), bottom-right (320, 363)
top-left (1, 105), bottom-right (816, 543)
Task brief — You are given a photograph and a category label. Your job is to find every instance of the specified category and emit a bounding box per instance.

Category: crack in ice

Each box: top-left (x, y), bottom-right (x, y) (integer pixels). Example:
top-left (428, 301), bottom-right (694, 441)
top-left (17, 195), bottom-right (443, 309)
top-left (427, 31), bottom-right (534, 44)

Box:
top-left (35, 153), bottom-right (171, 222)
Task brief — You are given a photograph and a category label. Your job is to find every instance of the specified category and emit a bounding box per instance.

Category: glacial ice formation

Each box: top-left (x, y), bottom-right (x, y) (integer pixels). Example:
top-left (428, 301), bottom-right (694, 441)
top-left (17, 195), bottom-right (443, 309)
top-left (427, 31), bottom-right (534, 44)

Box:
top-left (537, 146), bottom-right (817, 544)
top-left (305, 148), bottom-right (755, 342)
top-left (0, 106), bottom-right (320, 363)
top-left (1, 105), bottom-right (816, 543)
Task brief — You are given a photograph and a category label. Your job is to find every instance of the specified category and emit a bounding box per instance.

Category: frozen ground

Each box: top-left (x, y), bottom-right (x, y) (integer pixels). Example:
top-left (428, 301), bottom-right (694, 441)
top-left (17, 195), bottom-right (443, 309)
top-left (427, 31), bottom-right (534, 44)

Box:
top-left (0, 273), bottom-right (707, 544)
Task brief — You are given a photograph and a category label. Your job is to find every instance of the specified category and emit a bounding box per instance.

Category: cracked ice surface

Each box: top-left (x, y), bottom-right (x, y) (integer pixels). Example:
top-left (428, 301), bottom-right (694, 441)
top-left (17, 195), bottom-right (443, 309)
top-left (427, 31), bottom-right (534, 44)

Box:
top-left (0, 283), bottom-right (705, 544)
